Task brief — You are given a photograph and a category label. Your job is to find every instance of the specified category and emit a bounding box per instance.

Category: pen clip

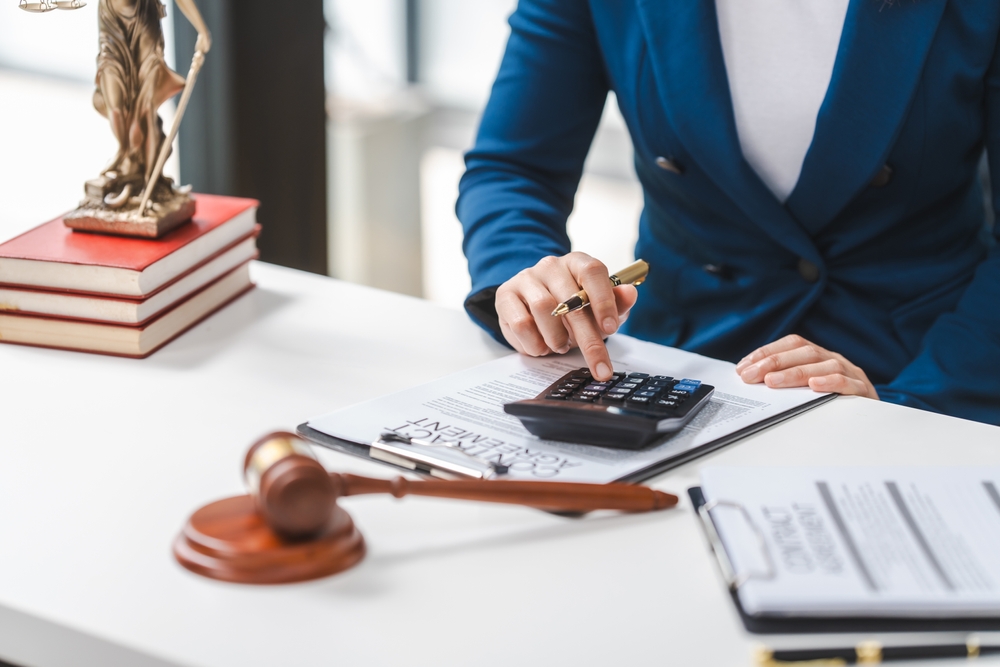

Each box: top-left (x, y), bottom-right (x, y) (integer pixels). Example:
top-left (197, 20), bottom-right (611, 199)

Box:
top-left (372, 432), bottom-right (509, 479)
top-left (698, 499), bottom-right (776, 590)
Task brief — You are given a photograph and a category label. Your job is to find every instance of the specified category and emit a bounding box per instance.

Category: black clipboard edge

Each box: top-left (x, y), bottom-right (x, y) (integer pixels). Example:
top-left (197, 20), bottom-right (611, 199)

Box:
top-left (298, 394), bottom-right (836, 487)
top-left (688, 486), bottom-right (1000, 635)
top-left (615, 393), bottom-right (836, 484)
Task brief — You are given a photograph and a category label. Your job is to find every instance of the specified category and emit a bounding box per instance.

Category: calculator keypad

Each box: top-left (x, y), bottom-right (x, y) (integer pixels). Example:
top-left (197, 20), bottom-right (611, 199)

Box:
top-left (506, 367), bottom-right (715, 448)
top-left (544, 368), bottom-right (702, 416)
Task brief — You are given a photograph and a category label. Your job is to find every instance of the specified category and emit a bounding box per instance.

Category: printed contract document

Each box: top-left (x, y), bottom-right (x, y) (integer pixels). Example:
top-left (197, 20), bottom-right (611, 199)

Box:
top-left (699, 466), bottom-right (1000, 618)
top-left (305, 335), bottom-right (830, 484)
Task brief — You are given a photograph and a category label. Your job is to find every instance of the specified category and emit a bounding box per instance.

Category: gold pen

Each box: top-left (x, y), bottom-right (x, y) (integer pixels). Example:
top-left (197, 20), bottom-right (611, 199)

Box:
top-left (551, 259), bottom-right (649, 317)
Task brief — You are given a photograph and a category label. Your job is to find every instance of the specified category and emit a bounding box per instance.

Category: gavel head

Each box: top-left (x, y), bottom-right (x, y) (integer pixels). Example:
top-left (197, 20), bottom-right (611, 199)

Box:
top-left (243, 432), bottom-right (337, 539)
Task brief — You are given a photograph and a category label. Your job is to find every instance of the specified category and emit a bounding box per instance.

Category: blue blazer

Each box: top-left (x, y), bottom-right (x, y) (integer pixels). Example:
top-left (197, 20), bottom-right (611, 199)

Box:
top-left (457, 0), bottom-right (1000, 425)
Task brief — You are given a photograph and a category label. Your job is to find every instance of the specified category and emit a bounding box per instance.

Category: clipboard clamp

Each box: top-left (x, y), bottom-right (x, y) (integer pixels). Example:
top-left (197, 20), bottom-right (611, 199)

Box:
top-left (370, 432), bottom-right (509, 480)
top-left (697, 499), bottom-right (776, 590)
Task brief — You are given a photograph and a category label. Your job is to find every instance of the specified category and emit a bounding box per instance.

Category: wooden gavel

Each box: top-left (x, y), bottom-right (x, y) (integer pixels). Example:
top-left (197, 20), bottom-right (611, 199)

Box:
top-left (245, 432), bottom-right (678, 538)
top-left (174, 432), bottom-right (677, 584)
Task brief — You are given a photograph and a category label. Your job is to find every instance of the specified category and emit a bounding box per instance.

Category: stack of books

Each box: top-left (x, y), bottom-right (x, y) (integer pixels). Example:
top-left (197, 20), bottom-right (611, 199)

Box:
top-left (0, 194), bottom-right (259, 358)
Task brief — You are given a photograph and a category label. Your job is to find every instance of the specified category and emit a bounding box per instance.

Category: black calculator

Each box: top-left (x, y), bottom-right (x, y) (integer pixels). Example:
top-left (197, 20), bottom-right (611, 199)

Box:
top-left (504, 368), bottom-right (715, 450)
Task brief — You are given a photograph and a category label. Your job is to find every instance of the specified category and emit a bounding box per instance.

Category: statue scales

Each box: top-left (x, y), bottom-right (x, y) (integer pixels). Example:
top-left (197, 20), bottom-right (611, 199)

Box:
top-left (20, 0), bottom-right (211, 239)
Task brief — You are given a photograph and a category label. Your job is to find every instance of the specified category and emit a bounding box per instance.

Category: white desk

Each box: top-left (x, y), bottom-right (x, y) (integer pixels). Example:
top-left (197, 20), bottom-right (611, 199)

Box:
top-left (1, 262), bottom-right (999, 667)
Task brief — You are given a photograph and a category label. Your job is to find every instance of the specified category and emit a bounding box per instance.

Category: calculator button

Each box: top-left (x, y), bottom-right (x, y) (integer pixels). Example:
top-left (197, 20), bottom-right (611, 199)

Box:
top-left (656, 399), bottom-right (679, 408)
top-left (636, 390), bottom-right (657, 398)
top-left (579, 390), bottom-right (602, 397)
top-left (607, 387), bottom-right (630, 394)
top-left (669, 389), bottom-right (690, 397)
top-left (680, 379), bottom-right (701, 386)
top-left (618, 382), bottom-right (640, 389)
top-left (627, 372), bottom-right (649, 379)
top-left (602, 393), bottom-right (627, 401)
top-left (647, 381), bottom-right (668, 389)
top-left (584, 385), bottom-right (609, 393)
top-left (674, 384), bottom-right (698, 393)
top-left (652, 376), bottom-right (673, 382)
top-left (588, 381), bottom-right (613, 387)
top-left (627, 396), bottom-right (650, 404)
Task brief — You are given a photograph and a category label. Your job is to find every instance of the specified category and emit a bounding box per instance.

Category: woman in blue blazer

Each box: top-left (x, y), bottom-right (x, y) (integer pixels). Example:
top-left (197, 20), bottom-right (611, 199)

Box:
top-left (457, 0), bottom-right (1000, 425)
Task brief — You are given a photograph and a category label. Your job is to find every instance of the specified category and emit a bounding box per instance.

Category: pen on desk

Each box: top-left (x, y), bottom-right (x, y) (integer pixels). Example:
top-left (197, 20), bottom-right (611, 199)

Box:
top-left (550, 259), bottom-right (649, 317)
top-left (754, 637), bottom-right (999, 666)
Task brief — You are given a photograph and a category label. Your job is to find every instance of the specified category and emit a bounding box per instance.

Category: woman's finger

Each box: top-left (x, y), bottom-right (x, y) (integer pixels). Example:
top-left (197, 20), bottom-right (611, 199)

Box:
top-left (740, 344), bottom-right (831, 383)
top-left (736, 334), bottom-right (817, 374)
top-left (613, 284), bottom-right (639, 318)
top-left (761, 359), bottom-right (846, 388)
top-left (496, 287), bottom-right (549, 356)
top-left (498, 320), bottom-right (526, 354)
top-left (536, 259), bottom-right (607, 355)
top-left (567, 253), bottom-right (619, 336)
top-left (521, 278), bottom-right (572, 354)
top-left (808, 374), bottom-right (874, 397)
top-left (564, 309), bottom-right (614, 380)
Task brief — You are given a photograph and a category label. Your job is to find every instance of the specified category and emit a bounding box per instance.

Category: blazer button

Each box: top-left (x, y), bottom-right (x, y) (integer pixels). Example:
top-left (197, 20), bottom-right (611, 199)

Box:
top-left (655, 156), bottom-right (684, 175)
top-left (870, 164), bottom-right (893, 188)
top-left (702, 263), bottom-right (732, 279)
top-left (797, 258), bottom-right (820, 283)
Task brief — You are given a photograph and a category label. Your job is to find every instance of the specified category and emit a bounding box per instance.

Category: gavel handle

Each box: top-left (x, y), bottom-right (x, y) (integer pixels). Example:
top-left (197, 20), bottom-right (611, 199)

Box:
top-left (331, 474), bottom-right (677, 512)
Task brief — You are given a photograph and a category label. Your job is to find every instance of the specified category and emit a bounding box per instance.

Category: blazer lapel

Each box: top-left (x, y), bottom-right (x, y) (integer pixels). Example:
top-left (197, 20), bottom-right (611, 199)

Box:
top-left (785, 0), bottom-right (948, 234)
top-left (634, 0), bottom-right (819, 262)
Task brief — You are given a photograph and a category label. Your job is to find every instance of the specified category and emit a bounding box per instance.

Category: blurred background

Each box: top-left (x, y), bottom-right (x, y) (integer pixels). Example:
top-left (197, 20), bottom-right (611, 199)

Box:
top-left (0, 0), bottom-right (641, 310)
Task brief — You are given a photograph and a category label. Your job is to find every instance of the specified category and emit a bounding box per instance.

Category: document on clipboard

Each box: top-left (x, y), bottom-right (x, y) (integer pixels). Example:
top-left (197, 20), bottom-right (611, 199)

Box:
top-left (692, 466), bottom-right (1000, 621)
top-left (299, 335), bottom-right (832, 484)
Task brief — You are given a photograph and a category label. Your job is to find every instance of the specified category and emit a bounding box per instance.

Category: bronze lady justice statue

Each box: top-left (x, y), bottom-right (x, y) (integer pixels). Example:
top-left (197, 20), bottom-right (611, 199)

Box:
top-left (60, 0), bottom-right (212, 237)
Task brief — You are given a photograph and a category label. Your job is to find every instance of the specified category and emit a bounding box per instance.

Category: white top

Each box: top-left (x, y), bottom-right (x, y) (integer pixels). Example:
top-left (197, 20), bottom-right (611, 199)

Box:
top-left (716, 0), bottom-right (850, 202)
top-left (2, 262), bottom-right (1000, 666)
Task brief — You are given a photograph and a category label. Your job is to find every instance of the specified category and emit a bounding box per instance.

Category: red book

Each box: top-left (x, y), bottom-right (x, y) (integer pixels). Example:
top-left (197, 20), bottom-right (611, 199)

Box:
top-left (0, 233), bottom-right (258, 325)
top-left (0, 194), bottom-right (258, 297)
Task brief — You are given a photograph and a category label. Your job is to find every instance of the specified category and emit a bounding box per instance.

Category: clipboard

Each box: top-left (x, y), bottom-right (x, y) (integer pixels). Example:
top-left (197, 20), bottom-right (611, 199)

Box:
top-left (297, 394), bottom-right (833, 486)
top-left (299, 337), bottom-right (841, 485)
top-left (688, 486), bottom-right (1000, 635)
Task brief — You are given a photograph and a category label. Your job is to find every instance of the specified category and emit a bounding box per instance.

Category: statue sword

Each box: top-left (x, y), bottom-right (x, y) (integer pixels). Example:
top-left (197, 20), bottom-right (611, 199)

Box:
top-left (136, 46), bottom-right (207, 218)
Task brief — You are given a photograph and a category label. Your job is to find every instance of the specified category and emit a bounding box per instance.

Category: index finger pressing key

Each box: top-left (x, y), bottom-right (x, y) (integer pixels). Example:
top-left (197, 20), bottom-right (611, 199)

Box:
top-left (564, 310), bottom-right (615, 381)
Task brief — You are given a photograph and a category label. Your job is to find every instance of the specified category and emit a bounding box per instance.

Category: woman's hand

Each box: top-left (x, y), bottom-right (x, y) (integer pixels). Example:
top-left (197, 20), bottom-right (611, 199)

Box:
top-left (735, 334), bottom-right (879, 398)
top-left (496, 252), bottom-right (639, 381)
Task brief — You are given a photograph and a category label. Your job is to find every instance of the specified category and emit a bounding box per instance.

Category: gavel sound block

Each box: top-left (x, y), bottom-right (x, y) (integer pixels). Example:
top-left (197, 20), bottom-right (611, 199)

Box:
top-left (173, 433), bottom-right (678, 584)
